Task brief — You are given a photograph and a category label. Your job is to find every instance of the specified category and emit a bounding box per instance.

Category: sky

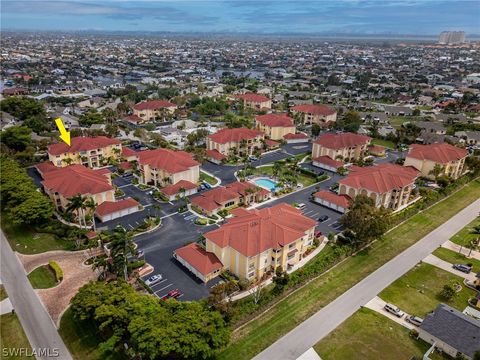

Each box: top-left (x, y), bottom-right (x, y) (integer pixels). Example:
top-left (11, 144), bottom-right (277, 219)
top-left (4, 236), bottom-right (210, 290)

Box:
top-left (1, 0), bottom-right (479, 35)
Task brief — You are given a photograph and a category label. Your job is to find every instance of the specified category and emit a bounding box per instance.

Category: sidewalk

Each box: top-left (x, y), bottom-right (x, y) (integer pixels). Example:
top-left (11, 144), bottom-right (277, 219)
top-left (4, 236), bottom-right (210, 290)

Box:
top-left (441, 240), bottom-right (480, 261)
top-left (0, 298), bottom-right (13, 315)
top-left (422, 254), bottom-right (477, 282)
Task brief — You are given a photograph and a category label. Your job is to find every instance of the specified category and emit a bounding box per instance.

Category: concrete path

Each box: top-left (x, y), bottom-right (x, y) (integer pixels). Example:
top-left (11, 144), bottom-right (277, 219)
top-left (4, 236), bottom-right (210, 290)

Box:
top-left (296, 348), bottom-right (322, 360)
top-left (253, 198), bottom-right (480, 360)
top-left (0, 230), bottom-right (72, 360)
top-left (422, 254), bottom-right (477, 282)
top-left (364, 296), bottom-right (414, 330)
top-left (0, 297), bottom-right (13, 315)
top-left (441, 240), bottom-right (480, 260)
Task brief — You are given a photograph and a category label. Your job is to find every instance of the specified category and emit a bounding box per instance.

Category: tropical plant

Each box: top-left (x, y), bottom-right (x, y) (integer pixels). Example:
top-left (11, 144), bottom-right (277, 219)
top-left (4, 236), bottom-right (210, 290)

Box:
top-left (109, 226), bottom-right (137, 280)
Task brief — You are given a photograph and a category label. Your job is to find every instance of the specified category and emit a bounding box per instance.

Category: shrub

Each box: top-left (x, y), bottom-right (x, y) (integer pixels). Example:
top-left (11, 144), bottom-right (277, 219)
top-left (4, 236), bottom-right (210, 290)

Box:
top-left (48, 260), bottom-right (63, 282)
top-left (317, 174), bottom-right (328, 182)
top-left (128, 260), bottom-right (145, 271)
top-left (238, 278), bottom-right (250, 291)
top-left (195, 217), bottom-right (208, 225)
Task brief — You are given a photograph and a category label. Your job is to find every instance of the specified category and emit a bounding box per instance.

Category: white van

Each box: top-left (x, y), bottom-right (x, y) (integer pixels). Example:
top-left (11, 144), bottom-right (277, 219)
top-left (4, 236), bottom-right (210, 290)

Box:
top-left (384, 303), bottom-right (404, 318)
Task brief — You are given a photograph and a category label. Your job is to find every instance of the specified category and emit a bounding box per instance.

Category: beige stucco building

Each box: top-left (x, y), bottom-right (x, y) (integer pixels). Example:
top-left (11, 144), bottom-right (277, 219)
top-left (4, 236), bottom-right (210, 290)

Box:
top-left (290, 104), bottom-right (337, 125)
top-left (255, 113), bottom-right (296, 140)
top-left (207, 127), bottom-right (265, 157)
top-left (312, 132), bottom-right (371, 162)
top-left (237, 93), bottom-right (272, 111)
top-left (132, 100), bottom-right (177, 122)
top-left (404, 143), bottom-right (468, 180)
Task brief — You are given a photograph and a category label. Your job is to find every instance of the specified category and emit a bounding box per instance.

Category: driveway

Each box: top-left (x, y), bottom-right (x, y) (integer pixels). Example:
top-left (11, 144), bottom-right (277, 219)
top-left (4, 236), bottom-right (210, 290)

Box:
top-left (282, 143), bottom-right (312, 156)
top-left (136, 212), bottom-right (221, 301)
top-left (364, 296), bottom-right (414, 330)
top-left (201, 162), bottom-right (240, 184)
top-left (253, 198), bottom-right (480, 360)
top-left (422, 254), bottom-right (477, 282)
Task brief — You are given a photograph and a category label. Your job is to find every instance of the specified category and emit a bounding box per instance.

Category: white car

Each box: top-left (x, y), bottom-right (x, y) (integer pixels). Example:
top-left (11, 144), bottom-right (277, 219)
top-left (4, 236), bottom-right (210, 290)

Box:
top-left (384, 303), bottom-right (405, 318)
top-left (145, 274), bottom-right (163, 286)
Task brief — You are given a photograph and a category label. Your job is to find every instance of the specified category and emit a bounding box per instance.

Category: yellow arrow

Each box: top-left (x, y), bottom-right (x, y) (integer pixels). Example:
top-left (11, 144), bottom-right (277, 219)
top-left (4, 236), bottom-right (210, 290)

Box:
top-left (55, 117), bottom-right (71, 146)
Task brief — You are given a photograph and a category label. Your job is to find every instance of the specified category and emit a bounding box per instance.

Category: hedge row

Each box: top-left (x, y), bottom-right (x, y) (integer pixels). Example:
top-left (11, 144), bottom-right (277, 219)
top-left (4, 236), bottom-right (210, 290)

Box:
top-left (48, 260), bottom-right (63, 282)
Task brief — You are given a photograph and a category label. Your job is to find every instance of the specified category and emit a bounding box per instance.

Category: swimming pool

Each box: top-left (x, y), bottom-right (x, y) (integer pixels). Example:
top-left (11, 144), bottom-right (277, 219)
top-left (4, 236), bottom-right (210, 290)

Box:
top-left (253, 178), bottom-right (277, 192)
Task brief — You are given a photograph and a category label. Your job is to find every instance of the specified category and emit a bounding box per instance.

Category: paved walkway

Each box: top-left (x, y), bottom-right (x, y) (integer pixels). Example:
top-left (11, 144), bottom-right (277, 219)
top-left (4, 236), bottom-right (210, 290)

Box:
top-left (253, 198), bottom-right (480, 360)
top-left (0, 230), bottom-right (72, 360)
top-left (364, 296), bottom-right (414, 330)
top-left (17, 248), bottom-right (98, 326)
top-left (422, 254), bottom-right (477, 282)
top-left (441, 240), bottom-right (480, 260)
top-left (0, 297), bottom-right (13, 315)
top-left (296, 348), bottom-right (322, 360)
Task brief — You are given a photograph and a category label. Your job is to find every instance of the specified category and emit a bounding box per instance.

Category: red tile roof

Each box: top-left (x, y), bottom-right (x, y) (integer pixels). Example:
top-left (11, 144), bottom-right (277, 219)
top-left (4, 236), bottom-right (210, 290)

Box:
top-left (175, 243), bottom-right (223, 276)
top-left (236, 93), bottom-right (270, 103)
top-left (123, 114), bottom-right (143, 123)
top-left (314, 132), bottom-right (371, 150)
top-left (226, 181), bottom-right (268, 197)
top-left (208, 127), bottom-right (264, 144)
top-left (407, 143), bottom-right (468, 164)
top-left (133, 100), bottom-right (176, 111)
top-left (42, 165), bottom-right (113, 197)
top-left (137, 148), bottom-right (199, 174)
top-left (95, 198), bottom-right (140, 216)
top-left (313, 155), bottom-right (344, 169)
top-left (291, 104), bottom-right (336, 116)
top-left (204, 203), bottom-right (316, 257)
top-left (48, 136), bottom-right (121, 156)
top-left (191, 186), bottom-right (240, 212)
top-left (339, 164), bottom-right (419, 194)
top-left (160, 180), bottom-right (197, 196)
top-left (206, 149), bottom-right (227, 161)
top-left (369, 145), bottom-right (386, 155)
top-left (284, 132), bottom-right (308, 140)
top-left (265, 139), bottom-right (280, 147)
top-left (256, 113), bottom-right (294, 127)
top-left (118, 161), bottom-right (132, 170)
top-left (314, 190), bottom-right (351, 209)
top-left (35, 161), bottom-right (58, 177)
top-left (122, 147), bottom-right (137, 158)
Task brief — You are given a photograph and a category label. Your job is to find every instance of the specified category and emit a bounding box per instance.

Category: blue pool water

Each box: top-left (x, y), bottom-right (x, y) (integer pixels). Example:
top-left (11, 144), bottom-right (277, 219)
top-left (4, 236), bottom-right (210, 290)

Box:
top-left (254, 178), bottom-right (277, 191)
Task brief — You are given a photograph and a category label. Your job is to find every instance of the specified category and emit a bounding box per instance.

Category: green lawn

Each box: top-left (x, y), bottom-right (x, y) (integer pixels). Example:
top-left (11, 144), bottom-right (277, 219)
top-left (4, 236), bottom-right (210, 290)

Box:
top-left (314, 308), bottom-right (429, 360)
top-left (0, 313), bottom-right (32, 359)
top-left (0, 285), bottom-right (7, 301)
top-left (59, 307), bottom-right (121, 360)
top-left (200, 171), bottom-right (218, 186)
top-left (449, 217), bottom-right (480, 247)
top-left (217, 179), bottom-right (480, 360)
top-left (433, 247), bottom-right (480, 273)
top-left (371, 138), bottom-right (396, 149)
top-left (27, 265), bottom-right (58, 289)
top-left (1, 213), bottom-right (71, 254)
top-left (379, 263), bottom-right (475, 317)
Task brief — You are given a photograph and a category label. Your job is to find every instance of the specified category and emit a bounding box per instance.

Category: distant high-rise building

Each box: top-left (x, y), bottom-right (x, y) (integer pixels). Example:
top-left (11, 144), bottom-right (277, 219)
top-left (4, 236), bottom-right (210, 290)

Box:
top-left (438, 31), bottom-right (466, 45)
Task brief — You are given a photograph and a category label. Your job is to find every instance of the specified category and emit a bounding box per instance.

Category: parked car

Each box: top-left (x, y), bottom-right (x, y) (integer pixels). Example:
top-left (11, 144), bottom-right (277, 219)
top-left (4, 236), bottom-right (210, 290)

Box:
top-left (200, 184), bottom-right (206, 190)
top-left (136, 250), bottom-right (144, 259)
top-left (168, 289), bottom-right (182, 299)
top-left (297, 203), bottom-right (306, 210)
top-left (452, 264), bottom-right (472, 274)
top-left (315, 230), bottom-right (323, 238)
top-left (145, 274), bottom-right (163, 286)
top-left (384, 303), bottom-right (405, 318)
top-left (318, 215), bottom-right (329, 222)
top-left (249, 156), bottom-right (258, 161)
top-left (406, 315), bottom-right (423, 326)
top-left (203, 182), bottom-right (212, 189)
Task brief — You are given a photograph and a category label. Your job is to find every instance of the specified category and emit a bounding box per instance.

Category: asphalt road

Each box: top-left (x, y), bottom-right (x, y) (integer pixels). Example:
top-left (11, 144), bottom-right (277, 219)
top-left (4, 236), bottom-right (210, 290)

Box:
top-left (0, 230), bottom-right (72, 360)
top-left (253, 198), bottom-right (480, 360)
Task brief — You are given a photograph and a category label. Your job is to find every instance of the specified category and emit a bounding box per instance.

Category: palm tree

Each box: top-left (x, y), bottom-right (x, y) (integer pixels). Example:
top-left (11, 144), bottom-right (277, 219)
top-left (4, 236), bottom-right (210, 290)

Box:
top-left (62, 157), bottom-right (74, 166)
top-left (84, 198), bottom-right (97, 231)
top-left (429, 164), bottom-right (444, 181)
top-left (109, 226), bottom-right (136, 281)
top-left (67, 194), bottom-right (87, 229)
top-left (91, 255), bottom-right (108, 280)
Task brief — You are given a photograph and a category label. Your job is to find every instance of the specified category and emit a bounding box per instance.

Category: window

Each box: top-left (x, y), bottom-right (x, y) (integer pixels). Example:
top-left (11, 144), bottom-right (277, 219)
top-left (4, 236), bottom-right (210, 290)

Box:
top-left (225, 201), bottom-right (235, 207)
top-left (248, 271), bottom-right (255, 278)
top-left (288, 243), bottom-right (296, 249)
top-left (287, 254), bottom-right (295, 261)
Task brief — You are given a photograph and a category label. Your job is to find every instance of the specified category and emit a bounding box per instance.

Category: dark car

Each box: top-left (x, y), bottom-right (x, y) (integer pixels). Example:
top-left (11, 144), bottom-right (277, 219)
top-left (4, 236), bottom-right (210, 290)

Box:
top-left (318, 215), bottom-right (329, 222)
top-left (452, 264), bottom-right (472, 274)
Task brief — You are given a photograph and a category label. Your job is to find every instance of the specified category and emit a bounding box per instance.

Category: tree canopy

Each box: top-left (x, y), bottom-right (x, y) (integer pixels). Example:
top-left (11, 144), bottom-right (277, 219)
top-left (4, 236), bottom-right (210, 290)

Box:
top-left (71, 281), bottom-right (230, 359)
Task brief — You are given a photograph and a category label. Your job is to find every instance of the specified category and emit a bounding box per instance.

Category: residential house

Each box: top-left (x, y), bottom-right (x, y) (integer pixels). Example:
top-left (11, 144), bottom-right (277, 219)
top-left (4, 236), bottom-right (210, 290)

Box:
top-left (417, 121), bottom-right (447, 135)
top-left (283, 133), bottom-right (309, 144)
top-left (207, 127), bottom-right (265, 157)
top-left (255, 113), bottom-right (296, 140)
top-left (132, 100), bottom-right (177, 122)
top-left (236, 93), bottom-right (271, 110)
top-left (290, 104), bottom-right (337, 126)
top-left (174, 243), bottom-right (223, 283)
top-left (134, 148), bottom-right (200, 188)
top-left (176, 203), bottom-right (316, 282)
top-left (338, 163), bottom-right (419, 210)
top-left (312, 132), bottom-right (371, 163)
top-left (404, 143), bottom-right (468, 180)
top-left (418, 304), bottom-right (480, 360)
top-left (455, 131), bottom-right (480, 146)
top-left (313, 190), bottom-right (351, 213)
top-left (47, 136), bottom-right (122, 168)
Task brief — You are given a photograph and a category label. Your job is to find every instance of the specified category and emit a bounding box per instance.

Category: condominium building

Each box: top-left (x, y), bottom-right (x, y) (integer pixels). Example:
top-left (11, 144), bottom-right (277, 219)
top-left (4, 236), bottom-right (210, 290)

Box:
top-left (134, 148), bottom-right (200, 188)
top-left (207, 127), bottom-right (265, 157)
top-left (255, 113), bottom-right (296, 140)
top-left (132, 100), bottom-right (177, 121)
top-left (404, 143), bottom-right (468, 180)
top-left (338, 164), bottom-right (419, 210)
top-left (236, 93), bottom-right (272, 110)
top-left (290, 104), bottom-right (337, 126)
top-left (312, 132), bottom-right (371, 163)
top-left (175, 203), bottom-right (316, 282)
top-left (438, 31), bottom-right (466, 45)
top-left (48, 136), bottom-right (122, 168)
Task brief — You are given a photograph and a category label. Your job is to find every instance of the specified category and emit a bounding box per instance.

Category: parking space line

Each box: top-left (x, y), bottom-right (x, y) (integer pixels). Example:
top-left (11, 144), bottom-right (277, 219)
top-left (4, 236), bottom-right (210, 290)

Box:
top-left (154, 283), bottom-right (173, 294)
top-left (160, 212), bottom-right (178, 219)
top-left (149, 279), bottom-right (168, 288)
top-left (118, 184), bottom-right (133, 189)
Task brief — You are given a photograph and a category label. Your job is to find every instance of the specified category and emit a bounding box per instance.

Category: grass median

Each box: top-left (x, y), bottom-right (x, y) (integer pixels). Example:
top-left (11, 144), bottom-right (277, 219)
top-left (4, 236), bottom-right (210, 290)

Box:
top-left (0, 313), bottom-right (32, 360)
top-left (217, 179), bottom-right (480, 360)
